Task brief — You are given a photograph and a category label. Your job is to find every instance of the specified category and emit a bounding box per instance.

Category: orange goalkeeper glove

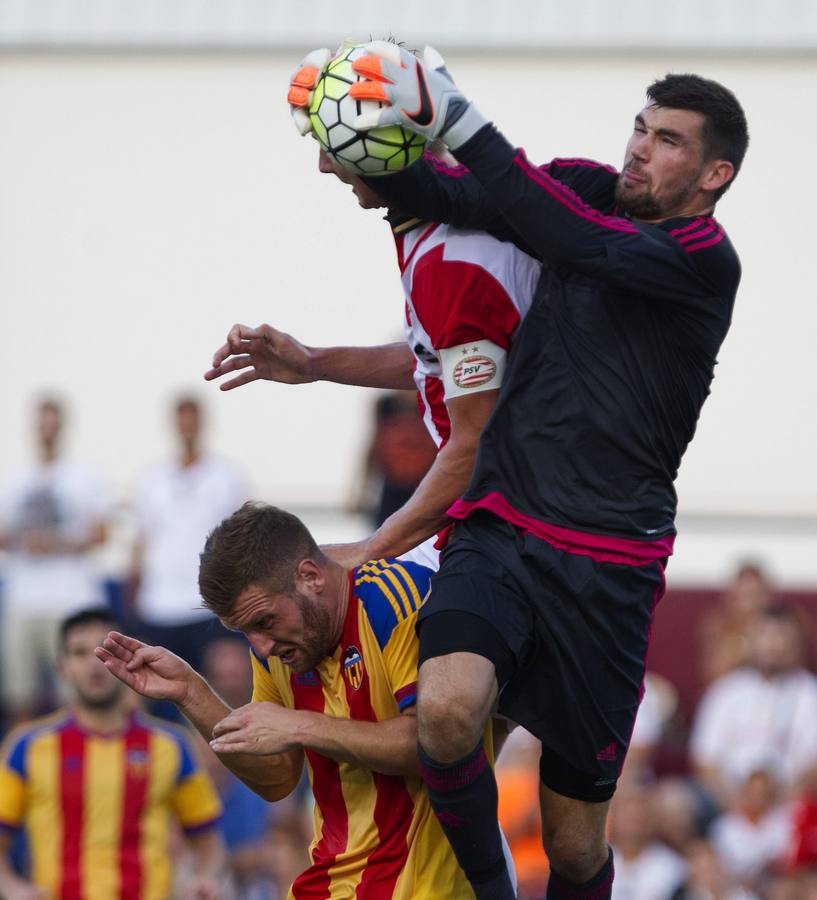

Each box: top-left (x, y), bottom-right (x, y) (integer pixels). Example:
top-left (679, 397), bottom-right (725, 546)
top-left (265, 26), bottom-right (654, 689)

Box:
top-left (286, 47), bottom-right (332, 136)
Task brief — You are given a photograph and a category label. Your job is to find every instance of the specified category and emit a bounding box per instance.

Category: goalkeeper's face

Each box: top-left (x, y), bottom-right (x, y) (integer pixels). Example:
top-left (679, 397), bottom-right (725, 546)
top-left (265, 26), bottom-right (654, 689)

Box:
top-left (615, 103), bottom-right (714, 221)
top-left (318, 148), bottom-right (386, 209)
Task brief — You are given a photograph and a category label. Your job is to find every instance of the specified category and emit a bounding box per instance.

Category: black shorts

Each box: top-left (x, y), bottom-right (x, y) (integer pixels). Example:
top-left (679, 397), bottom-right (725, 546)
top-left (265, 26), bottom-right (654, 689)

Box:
top-left (417, 511), bottom-right (666, 803)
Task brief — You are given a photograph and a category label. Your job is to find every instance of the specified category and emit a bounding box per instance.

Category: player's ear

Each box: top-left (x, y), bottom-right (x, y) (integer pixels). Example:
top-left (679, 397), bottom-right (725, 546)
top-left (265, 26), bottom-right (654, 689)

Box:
top-left (702, 158), bottom-right (734, 195)
top-left (294, 558), bottom-right (325, 592)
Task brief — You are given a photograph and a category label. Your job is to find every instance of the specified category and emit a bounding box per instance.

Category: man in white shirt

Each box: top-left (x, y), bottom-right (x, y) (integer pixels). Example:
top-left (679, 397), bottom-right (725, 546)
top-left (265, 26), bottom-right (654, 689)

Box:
top-left (130, 395), bottom-right (247, 671)
top-left (690, 604), bottom-right (817, 805)
top-left (0, 396), bottom-right (109, 720)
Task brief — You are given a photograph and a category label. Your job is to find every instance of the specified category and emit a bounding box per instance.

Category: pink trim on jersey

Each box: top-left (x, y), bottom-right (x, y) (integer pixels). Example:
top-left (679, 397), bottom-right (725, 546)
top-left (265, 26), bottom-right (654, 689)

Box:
top-left (550, 157), bottom-right (620, 176)
top-left (684, 231), bottom-right (726, 252)
top-left (448, 492), bottom-right (675, 565)
top-left (670, 217), bottom-right (706, 238)
top-left (422, 149), bottom-right (469, 178)
top-left (676, 218), bottom-right (720, 243)
top-left (514, 150), bottom-right (639, 235)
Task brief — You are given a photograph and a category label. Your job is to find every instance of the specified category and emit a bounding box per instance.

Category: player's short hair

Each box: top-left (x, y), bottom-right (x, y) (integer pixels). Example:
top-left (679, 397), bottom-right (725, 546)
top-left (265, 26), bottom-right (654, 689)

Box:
top-left (59, 607), bottom-right (121, 653)
top-left (646, 73), bottom-right (749, 201)
top-left (198, 501), bottom-right (321, 617)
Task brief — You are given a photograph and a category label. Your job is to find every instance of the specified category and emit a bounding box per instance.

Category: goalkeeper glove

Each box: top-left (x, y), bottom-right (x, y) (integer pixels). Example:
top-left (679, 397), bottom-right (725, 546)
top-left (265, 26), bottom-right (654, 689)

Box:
top-left (286, 47), bottom-right (332, 136)
top-left (348, 41), bottom-right (488, 149)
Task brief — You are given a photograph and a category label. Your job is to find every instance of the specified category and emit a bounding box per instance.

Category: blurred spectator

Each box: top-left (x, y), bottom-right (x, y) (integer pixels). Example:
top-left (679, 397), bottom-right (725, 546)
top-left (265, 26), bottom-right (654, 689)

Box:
top-left (690, 604), bottom-right (817, 806)
top-left (711, 768), bottom-right (791, 890)
top-left (699, 561), bottom-right (774, 686)
top-left (496, 728), bottom-right (549, 900)
top-left (654, 777), bottom-right (710, 855)
top-left (130, 394), bottom-right (247, 671)
top-left (609, 777), bottom-right (688, 900)
top-left (357, 392), bottom-right (437, 527)
top-left (264, 813), bottom-right (313, 900)
top-left (0, 607), bottom-right (226, 899)
top-left (671, 839), bottom-right (760, 899)
top-left (0, 395), bottom-right (110, 722)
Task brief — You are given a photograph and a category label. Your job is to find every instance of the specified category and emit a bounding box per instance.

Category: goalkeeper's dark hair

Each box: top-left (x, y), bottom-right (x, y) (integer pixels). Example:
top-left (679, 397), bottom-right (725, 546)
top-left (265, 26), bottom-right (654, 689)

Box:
top-left (198, 501), bottom-right (322, 617)
top-left (647, 73), bottom-right (749, 200)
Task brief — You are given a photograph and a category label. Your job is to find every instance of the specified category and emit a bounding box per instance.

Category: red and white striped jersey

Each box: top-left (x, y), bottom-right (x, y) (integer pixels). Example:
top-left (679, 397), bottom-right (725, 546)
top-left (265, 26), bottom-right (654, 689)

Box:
top-left (392, 220), bottom-right (541, 448)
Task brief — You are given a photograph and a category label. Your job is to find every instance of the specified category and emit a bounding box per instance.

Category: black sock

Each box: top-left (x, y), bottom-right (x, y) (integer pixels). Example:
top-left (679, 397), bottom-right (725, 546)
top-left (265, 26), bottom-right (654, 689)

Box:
top-left (418, 740), bottom-right (515, 900)
top-left (547, 847), bottom-right (615, 900)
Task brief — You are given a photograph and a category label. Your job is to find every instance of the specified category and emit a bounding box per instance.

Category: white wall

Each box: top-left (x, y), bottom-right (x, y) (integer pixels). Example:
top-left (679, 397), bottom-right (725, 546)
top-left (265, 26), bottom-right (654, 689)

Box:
top-left (1, 50), bottom-right (815, 583)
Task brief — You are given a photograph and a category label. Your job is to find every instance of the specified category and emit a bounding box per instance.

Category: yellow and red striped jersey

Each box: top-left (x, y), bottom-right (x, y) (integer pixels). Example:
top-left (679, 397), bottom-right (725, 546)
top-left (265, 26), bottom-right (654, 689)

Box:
top-left (251, 558), bottom-right (482, 900)
top-left (0, 709), bottom-right (222, 900)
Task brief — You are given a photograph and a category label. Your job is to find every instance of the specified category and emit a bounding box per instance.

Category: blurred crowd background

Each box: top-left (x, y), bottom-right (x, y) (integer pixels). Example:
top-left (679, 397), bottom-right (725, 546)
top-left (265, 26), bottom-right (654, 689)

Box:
top-left (2, 1), bottom-right (816, 898)
top-left (2, 389), bottom-right (817, 899)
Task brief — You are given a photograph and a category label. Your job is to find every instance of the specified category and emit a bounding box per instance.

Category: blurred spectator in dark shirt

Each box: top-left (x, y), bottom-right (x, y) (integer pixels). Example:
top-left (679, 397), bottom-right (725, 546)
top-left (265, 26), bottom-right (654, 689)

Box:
top-left (357, 392), bottom-right (437, 527)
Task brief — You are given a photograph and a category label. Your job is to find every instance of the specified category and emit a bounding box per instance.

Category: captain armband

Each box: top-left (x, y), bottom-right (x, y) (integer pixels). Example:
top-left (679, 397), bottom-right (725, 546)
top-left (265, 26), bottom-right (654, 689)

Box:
top-left (439, 340), bottom-right (507, 399)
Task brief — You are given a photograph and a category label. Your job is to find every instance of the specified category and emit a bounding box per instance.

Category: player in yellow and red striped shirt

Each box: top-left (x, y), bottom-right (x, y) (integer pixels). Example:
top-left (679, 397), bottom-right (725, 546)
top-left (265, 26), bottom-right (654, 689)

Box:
top-left (0, 608), bottom-right (225, 900)
top-left (97, 502), bottom-right (496, 899)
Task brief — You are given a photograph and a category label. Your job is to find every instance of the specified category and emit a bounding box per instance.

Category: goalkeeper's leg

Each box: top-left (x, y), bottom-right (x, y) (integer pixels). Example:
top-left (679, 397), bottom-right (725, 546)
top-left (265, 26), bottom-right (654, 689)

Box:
top-left (416, 625), bottom-right (517, 900)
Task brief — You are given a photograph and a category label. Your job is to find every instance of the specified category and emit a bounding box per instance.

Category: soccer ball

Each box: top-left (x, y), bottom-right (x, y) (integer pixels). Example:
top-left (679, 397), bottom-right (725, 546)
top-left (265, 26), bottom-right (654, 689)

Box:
top-left (308, 43), bottom-right (426, 176)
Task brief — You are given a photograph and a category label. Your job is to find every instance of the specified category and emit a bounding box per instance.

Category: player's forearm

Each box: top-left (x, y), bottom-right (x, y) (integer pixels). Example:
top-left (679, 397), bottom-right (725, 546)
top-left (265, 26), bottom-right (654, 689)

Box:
top-left (187, 829), bottom-right (227, 882)
top-left (180, 674), bottom-right (301, 800)
top-left (295, 710), bottom-right (419, 777)
top-left (309, 343), bottom-right (415, 389)
top-left (363, 433), bottom-right (478, 559)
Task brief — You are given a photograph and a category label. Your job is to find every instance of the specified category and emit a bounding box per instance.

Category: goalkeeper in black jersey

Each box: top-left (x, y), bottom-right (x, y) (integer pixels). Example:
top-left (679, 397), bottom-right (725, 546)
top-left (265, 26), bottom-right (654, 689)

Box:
top-left (289, 48), bottom-right (748, 900)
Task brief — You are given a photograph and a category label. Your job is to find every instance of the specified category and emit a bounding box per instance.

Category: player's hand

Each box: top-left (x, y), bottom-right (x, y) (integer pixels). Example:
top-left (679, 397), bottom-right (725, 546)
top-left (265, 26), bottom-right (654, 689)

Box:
top-left (287, 47), bottom-right (332, 136)
top-left (321, 540), bottom-right (371, 569)
top-left (95, 632), bottom-right (195, 704)
top-left (204, 323), bottom-right (316, 390)
top-left (348, 42), bottom-right (487, 148)
top-left (210, 702), bottom-right (304, 755)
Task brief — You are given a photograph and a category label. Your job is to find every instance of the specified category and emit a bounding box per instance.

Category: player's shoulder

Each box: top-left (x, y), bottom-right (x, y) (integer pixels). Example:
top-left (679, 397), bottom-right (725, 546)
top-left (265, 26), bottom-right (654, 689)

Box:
top-left (545, 157), bottom-right (620, 207)
top-left (0, 710), bottom-right (71, 772)
top-left (354, 558), bottom-right (433, 650)
top-left (665, 215), bottom-right (741, 300)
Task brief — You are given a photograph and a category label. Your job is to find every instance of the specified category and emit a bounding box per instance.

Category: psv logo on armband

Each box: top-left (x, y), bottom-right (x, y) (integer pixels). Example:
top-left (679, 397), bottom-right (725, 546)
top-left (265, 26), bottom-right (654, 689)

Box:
top-left (343, 646), bottom-right (365, 691)
top-left (453, 353), bottom-right (497, 389)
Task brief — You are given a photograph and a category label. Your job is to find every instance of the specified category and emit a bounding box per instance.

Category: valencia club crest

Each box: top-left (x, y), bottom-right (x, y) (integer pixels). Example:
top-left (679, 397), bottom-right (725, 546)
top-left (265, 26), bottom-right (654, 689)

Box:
top-left (343, 646), bottom-right (364, 691)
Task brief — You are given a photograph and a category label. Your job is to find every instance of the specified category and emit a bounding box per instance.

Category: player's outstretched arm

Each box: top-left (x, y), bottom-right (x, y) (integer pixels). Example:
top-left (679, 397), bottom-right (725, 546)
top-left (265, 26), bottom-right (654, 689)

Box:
top-left (211, 702), bottom-right (420, 777)
top-left (96, 633), bottom-right (302, 802)
top-left (325, 389), bottom-right (499, 567)
top-left (205, 323), bottom-right (415, 391)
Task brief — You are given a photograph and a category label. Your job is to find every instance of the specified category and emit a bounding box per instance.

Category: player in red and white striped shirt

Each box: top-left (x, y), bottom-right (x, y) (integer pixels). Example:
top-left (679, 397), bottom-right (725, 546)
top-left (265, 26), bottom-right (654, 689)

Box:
top-left (205, 146), bottom-right (540, 569)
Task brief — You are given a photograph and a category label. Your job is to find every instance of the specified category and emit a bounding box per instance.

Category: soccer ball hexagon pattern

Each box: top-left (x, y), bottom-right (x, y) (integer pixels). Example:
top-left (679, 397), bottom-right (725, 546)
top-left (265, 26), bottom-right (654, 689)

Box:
top-left (308, 44), bottom-right (426, 176)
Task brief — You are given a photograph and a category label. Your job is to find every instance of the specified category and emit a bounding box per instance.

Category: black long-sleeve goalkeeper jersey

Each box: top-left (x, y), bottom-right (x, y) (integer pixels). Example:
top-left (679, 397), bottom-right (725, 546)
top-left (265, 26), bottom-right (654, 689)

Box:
top-left (367, 126), bottom-right (740, 562)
